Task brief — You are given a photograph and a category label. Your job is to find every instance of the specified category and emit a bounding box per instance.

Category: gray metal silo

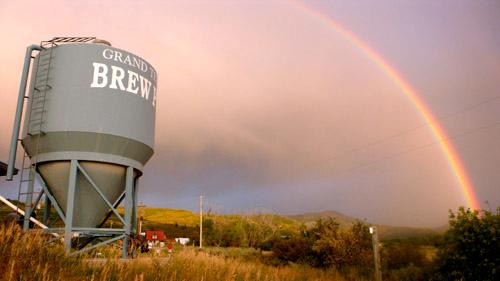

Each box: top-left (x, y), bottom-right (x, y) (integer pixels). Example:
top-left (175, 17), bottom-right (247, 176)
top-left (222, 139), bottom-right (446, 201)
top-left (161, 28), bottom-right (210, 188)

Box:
top-left (6, 37), bottom-right (157, 257)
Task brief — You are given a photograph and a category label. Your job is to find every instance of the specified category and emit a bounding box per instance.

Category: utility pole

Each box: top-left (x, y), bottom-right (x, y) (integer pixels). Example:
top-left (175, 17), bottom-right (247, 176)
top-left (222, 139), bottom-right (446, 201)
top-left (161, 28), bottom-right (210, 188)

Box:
top-left (138, 201), bottom-right (145, 234)
top-left (199, 194), bottom-right (203, 248)
top-left (370, 226), bottom-right (382, 281)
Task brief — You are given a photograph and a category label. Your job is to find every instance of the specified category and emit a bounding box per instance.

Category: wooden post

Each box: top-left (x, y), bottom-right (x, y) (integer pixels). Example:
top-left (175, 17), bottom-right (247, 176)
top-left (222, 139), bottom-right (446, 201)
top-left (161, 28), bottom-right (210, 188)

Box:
top-left (199, 194), bottom-right (203, 248)
top-left (370, 226), bottom-right (382, 281)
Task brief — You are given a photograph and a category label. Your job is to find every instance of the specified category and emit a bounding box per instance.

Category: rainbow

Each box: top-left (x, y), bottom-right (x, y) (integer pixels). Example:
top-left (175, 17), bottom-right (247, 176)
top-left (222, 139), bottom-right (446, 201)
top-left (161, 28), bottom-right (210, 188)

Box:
top-left (289, 0), bottom-right (480, 210)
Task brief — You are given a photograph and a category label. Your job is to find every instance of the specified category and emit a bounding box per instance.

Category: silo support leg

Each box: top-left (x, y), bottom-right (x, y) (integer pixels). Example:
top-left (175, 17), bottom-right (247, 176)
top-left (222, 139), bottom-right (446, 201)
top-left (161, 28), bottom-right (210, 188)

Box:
top-left (65, 160), bottom-right (78, 253)
top-left (23, 189), bottom-right (45, 228)
top-left (43, 194), bottom-right (51, 226)
top-left (131, 178), bottom-right (138, 234)
top-left (122, 166), bottom-right (134, 259)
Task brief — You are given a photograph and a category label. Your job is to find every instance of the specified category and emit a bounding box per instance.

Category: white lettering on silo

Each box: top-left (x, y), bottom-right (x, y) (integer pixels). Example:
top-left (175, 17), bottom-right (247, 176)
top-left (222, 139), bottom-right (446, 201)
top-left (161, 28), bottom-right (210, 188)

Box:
top-left (152, 85), bottom-right (157, 107)
top-left (123, 55), bottom-right (132, 66)
top-left (109, 66), bottom-right (126, 90)
top-left (140, 76), bottom-right (152, 99)
top-left (132, 57), bottom-right (141, 69)
top-left (102, 48), bottom-right (149, 73)
top-left (102, 49), bottom-right (113, 60)
top-left (114, 51), bottom-right (123, 63)
top-left (127, 70), bottom-right (139, 94)
top-left (90, 63), bottom-right (108, 88)
top-left (140, 61), bottom-right (148, 72)
top-left (90, 60), bottom-right (156, 107)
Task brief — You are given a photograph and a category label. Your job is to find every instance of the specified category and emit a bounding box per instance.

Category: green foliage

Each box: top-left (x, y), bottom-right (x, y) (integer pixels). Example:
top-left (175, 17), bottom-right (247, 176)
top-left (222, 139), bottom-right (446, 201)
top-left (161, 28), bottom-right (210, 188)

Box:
top-left (202, 214), bottom-right (299, 248)
top-left (382, 241), bottom-right (427, 269)
top-left (382, 264), bottom-right (426, 281)
top-left (311, 219), bottom-right (372, 269)
top-left (434, 207), bottom-right (500, 281)
top-left (271, 235), bottom-right (314, 265)
top-left (271, 218), bottom-right (373, 272)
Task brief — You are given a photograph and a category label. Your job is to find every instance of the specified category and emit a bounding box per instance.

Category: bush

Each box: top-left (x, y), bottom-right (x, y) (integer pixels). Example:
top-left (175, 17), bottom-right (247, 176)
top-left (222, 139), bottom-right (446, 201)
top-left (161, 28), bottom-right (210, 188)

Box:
top-left (271, 235), bottom-right (313, 264)
top-left (311, 220), bottom-right (372, 269)
top-left (383, 264), bottom-right (425, 281)
top-left (269, 218), bottom-right (373, 272)
top-left (382, 242), bottom-right (426, 269)
top-left (433, 207), bottom-right (500, 281)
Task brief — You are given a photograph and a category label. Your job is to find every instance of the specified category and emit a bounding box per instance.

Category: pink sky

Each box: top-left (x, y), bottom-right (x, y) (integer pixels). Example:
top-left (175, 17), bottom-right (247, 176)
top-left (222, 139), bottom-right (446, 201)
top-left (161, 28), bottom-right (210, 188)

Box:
top-left (0, 0), bottom-right (499, 227)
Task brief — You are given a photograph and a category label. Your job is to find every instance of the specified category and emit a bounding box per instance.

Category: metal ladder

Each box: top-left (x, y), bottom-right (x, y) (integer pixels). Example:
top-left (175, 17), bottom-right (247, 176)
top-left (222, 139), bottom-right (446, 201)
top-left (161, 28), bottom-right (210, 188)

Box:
top-left (15, 40), bottom-right (56, 220)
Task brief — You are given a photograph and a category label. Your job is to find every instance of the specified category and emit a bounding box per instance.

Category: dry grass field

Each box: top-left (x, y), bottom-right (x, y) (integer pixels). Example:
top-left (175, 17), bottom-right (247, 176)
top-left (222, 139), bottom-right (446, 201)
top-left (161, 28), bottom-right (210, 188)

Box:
top-left (0, 224), bottom-right (362, 281)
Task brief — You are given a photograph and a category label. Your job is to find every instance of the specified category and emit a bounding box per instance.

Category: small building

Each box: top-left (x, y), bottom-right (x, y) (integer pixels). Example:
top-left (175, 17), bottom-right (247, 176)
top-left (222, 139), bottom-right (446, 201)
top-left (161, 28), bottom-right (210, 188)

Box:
top-left (175, 237), bottom-right (190, 245)
top-left (145, 230), bottom-right (167, 242)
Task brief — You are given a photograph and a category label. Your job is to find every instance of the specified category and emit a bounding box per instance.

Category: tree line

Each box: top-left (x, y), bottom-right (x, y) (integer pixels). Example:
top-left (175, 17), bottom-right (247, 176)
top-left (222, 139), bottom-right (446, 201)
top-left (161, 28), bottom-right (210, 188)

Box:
top-left (201, 207), bottom-right (499, 281)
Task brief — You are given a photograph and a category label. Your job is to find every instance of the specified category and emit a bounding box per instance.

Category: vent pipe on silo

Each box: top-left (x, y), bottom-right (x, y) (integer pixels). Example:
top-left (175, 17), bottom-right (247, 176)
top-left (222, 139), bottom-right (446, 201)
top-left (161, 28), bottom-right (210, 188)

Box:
top-left (6, 44), bottom-right (42, 181)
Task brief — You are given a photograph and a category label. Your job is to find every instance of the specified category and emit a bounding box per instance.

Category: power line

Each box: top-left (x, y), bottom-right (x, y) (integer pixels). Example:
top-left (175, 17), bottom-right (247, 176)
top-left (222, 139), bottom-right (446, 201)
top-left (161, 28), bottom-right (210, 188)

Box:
top-left (312, 95), bottom-right (500, 167)
top-left (319, 120), bottom-right (500, 177)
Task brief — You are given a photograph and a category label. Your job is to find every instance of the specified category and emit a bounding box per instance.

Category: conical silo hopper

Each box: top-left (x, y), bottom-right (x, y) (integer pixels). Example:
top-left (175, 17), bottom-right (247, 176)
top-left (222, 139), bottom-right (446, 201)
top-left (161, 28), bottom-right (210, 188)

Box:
top-left (36, 161), bottom-right (128, 228)
top-left (21, 41), bottom-right (157, 230)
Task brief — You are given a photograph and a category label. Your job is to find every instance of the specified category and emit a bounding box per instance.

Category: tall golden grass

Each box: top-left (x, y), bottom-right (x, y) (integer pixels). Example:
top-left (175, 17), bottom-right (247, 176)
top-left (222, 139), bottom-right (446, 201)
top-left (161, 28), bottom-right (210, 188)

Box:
top-left (0, 225), bottom-right (361, 281)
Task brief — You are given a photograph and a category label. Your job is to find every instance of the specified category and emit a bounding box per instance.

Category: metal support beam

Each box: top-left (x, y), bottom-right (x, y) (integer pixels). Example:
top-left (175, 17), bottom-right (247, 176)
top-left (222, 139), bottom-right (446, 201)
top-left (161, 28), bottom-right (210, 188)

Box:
top-left (71, 228), bottom-right (126, 234)
top-left (49, 228), bottom-right (126, 236)
top-left (27, 188), bottom-right (44, 219)
top-left (7, 45), bottom-right (42, 180)
top-left (23, 167), bottom-right (36, 230)
top-left (38, 174), bottom-right (65, 222)
top-left (131, 177), bottom-right (138, 234)
top-left (76, 162), bottom-right (126, 225)
top-left (98, 191), bottom-right (125, 227)
top-left (70, 234), bottom-right (126, 256)
top-left (43, 193), bottom-right (51, 226)
top-left (74, 191), bottom-right (127, 251)
top-left (25, 161), bottom-right (140, 256)
top-left (65, 159), bottom-right (78, 252)
top-left (0, 194), bottom-right (50, 230)
top-left (122, 166), bottom-right (134, 258)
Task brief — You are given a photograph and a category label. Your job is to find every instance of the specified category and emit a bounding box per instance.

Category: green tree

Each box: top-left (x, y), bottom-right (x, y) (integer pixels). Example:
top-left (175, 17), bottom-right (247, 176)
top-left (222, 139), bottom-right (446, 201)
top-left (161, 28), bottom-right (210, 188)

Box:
top-left (311, 219), bottom-right (372, 269)
top-left (434, 207), bottom-right (500, 281)
top-left (271, 234), bottom-right (313, 264)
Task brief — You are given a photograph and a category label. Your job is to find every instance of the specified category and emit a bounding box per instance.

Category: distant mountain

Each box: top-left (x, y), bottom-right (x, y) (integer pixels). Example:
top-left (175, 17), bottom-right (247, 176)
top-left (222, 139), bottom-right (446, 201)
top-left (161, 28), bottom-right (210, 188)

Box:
top-left (288, 210), bottom-right (438, 239)
top-left (288, 210), bottom-right (359, 228)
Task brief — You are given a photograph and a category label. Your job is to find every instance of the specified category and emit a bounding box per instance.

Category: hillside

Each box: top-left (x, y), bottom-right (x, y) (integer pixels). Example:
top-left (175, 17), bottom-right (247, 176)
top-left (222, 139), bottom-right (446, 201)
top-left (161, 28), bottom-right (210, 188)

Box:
top-left (289, 210), bottom-right (358, 228)
top-left (139, 207), bottom-right (199, 226)
top-left (1, 199), bottom-right (437, 240)
top-left (136, 207), bottom-right (436, 240)
top-left (288, 210), bottom-right (437, 239)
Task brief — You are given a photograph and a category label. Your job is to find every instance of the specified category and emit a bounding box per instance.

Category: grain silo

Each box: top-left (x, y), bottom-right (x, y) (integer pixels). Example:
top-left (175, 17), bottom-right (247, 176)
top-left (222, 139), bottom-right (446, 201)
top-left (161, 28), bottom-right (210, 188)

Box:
top-left (6, 37), bottom-right (157, 257)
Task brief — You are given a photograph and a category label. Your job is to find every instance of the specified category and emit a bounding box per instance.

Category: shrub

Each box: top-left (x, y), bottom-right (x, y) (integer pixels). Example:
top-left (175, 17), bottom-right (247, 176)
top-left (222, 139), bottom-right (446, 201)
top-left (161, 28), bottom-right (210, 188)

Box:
top-left (382, 242), bottom-right (426, 269)
top-left (311, 220), bottom-right (372, 269)
top-left (271, 235), bottom-right (313, 264)
top-left (433, 207), bottom-right (500, 281)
